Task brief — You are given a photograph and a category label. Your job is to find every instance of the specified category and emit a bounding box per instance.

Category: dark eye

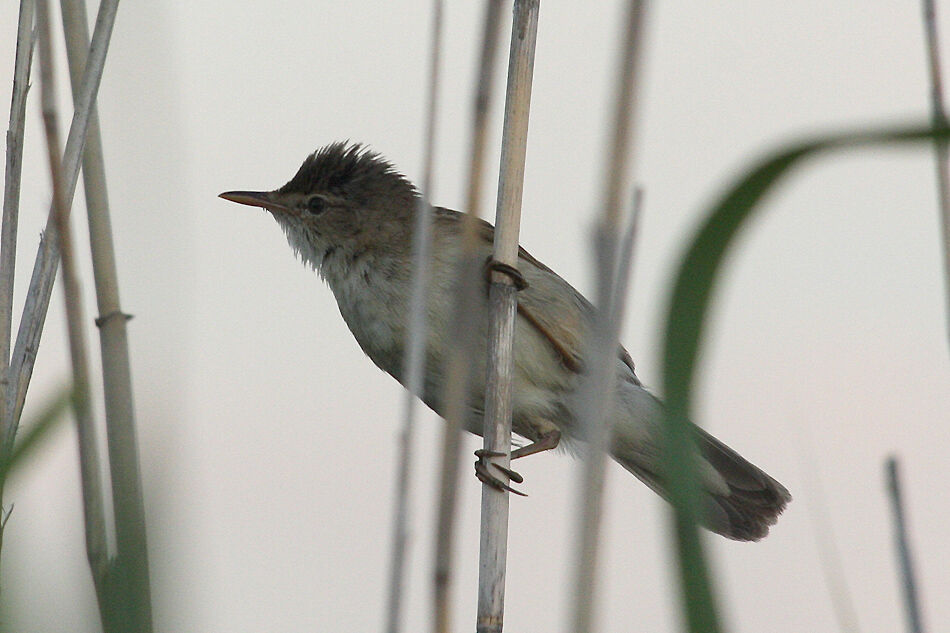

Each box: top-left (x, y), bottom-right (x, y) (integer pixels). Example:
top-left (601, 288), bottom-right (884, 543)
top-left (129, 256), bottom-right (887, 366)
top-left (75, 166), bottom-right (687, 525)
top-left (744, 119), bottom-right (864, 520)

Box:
top-left (306, 196), bottom-right (326, 215)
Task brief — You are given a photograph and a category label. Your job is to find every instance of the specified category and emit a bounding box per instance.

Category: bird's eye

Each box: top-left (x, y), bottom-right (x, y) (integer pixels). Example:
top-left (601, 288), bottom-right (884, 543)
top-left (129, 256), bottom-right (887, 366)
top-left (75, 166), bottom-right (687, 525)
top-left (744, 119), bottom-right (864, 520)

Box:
top-left (306, 196), bottom-right (326, 215)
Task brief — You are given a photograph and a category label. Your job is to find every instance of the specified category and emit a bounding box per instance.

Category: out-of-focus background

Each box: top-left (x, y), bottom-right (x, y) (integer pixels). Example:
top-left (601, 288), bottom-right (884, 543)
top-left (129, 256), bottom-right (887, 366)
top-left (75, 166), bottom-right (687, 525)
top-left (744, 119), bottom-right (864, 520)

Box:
top-left (1, 2), bottom-right (948, 631)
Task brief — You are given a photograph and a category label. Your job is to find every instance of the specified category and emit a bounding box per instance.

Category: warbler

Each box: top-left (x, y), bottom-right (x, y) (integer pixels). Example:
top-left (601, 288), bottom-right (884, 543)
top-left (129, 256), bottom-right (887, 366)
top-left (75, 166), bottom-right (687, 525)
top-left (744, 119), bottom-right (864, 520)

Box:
top-left (220, 142), bottom-right (790, 541)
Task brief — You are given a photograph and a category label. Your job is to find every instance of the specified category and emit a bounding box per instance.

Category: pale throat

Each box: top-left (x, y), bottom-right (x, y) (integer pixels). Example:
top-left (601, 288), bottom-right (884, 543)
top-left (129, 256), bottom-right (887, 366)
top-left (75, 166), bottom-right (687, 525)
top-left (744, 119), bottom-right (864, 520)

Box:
top-left (275, 213), bottom-right (400, 316)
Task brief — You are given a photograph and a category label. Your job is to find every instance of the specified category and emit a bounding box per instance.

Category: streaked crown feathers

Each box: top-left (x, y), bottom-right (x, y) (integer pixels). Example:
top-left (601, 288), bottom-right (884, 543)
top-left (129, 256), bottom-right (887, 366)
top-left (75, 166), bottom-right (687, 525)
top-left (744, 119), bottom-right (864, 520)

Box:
top-left (278, 142), bottom-right (418, 206)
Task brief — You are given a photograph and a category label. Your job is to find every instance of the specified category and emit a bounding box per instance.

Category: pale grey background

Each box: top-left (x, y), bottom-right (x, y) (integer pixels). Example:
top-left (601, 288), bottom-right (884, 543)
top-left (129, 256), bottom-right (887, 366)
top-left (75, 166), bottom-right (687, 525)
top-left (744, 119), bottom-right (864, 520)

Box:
top-left (1, 2), bottom-right (948, 632)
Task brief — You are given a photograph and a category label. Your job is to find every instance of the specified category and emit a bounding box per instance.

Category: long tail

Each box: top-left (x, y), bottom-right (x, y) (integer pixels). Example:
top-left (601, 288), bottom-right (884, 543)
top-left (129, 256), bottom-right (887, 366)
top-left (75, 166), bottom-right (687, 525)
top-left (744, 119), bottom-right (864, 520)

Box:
top-left (613, 426), bottom-right (791, 541)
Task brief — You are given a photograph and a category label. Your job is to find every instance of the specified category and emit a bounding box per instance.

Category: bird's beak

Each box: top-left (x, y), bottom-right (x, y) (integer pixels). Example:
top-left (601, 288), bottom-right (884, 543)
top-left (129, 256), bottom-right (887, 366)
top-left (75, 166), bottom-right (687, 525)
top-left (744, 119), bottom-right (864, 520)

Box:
top-left (218, 190), bottom-right (293, 215)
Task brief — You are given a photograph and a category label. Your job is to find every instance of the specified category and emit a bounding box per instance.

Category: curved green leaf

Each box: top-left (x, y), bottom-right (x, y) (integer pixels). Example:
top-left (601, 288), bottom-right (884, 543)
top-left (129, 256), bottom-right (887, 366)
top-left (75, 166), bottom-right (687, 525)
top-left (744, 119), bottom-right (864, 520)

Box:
top-left (661, 123), bottom-right (950, 633)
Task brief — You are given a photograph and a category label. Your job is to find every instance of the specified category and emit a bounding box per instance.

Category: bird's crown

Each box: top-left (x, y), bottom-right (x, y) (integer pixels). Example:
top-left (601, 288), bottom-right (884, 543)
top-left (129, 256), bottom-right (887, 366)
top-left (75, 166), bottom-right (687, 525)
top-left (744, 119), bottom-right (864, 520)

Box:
top-left (278, 142), bottom-right (417, 207)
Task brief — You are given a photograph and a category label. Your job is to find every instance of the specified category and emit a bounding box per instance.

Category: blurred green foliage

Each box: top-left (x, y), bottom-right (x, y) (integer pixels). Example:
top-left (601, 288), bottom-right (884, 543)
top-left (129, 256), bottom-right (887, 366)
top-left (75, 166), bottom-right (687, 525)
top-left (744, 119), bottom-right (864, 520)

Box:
top-left (661, 123), bottom-right (950, 633)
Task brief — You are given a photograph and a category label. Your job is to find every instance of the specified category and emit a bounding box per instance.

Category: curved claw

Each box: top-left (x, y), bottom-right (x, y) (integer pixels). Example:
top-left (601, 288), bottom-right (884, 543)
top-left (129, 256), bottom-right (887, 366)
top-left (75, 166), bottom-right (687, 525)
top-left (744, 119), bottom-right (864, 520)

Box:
top-left (491, 463), bottom-right (524, 484)
top-left (474, 450), bottom-right (527, 496)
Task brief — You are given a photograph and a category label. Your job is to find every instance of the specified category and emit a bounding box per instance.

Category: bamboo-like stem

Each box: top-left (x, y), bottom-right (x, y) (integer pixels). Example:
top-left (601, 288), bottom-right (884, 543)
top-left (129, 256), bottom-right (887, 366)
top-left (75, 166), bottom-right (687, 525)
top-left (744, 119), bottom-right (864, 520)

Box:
top-left (599, 2), bottom-right (646, 230)
top-left (33, 0), bottom-right (111, 618)
top-left (385, 2), bottom-right (444, 632)
top-left (3, 0), bottom-right (120, 438)
top-left (432, 3), bottom-right (505, 632)
top-left (569, 193), bottom-right (641, 633)
top-left (476, 3), bottom-right (539, 632)
top-left (920, 0), bottom-right (950, 352)
top-left (0, 0), bottom-right (36, 555)
top-left (886, 457), bottom-right (926, 633)
top-left (796, 437), bottom-right (861, 633)
top-left (568, 3), bottom-right (646, 632)
top-left (0, 0), bottom-right (35, 442)
top-left (58, 1), bottom-right (153, 629)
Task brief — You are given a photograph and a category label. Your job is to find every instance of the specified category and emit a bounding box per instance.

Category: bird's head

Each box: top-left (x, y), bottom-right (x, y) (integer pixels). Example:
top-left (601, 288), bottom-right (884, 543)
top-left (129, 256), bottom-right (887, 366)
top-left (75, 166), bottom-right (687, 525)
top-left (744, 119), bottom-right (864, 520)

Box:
top-left (219, 142), bottom-right (418, 274)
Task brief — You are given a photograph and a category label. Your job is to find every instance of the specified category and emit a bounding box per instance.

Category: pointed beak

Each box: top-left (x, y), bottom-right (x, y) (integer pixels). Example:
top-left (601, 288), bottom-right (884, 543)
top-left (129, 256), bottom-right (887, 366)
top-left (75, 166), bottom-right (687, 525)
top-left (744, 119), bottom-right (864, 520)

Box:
top-left (218, 190), bottom-right (293, 214)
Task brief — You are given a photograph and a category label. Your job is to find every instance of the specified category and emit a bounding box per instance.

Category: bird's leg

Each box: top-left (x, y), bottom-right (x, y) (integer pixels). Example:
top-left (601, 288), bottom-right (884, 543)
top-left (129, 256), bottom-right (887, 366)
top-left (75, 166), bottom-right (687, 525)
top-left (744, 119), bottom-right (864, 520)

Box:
top-left (473, 430), bottom-right (561, 496)
top-left (472, 259), bottom-right (532, 495)
top-left (510, 429), bottom-right (561, 460)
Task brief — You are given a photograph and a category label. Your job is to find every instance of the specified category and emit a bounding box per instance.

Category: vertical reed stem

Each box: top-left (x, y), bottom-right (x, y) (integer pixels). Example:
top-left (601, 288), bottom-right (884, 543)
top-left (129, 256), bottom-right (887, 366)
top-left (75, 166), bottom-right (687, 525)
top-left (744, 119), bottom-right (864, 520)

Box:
top-left (0, 0), bottom-right (36, 565)
top-left (33, 0), bottom-right (111, 625)
top-left (476, 2), bottom-right (539, 632)
top-left (386, 2), bottom-right (444, 632)
top-left (0, 0), bottom-right (35, 448)
top-left (433, 3), bottom-right (504, 631)
top-left (58, 1), bottom-right (153, 628)
top-left (920, 0), bottom-right (950, 353)
top-left (886, 457), bottom-right (926, 633)
top-left (4, 0), bottom-right (120, 448)
top-left (568, 3), bottom-right (646, 632)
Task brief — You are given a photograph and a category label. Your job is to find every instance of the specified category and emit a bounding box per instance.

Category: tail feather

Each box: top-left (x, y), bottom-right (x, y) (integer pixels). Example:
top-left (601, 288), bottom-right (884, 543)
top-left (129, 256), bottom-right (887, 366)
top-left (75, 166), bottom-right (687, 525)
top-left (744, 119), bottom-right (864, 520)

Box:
top-left (613, 426), bottom-right (791, 542)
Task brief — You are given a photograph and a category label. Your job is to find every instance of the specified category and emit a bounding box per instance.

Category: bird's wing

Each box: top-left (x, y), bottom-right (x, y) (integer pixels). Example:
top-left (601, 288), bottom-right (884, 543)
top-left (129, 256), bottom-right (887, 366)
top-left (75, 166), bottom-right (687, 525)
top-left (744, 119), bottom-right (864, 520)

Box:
top-left (439, 207), bottom-right (637, 379)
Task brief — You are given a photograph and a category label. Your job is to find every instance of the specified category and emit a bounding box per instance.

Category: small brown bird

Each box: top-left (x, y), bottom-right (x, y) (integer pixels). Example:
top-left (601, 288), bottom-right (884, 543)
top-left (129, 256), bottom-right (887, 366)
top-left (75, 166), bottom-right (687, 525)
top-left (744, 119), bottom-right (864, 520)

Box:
top-left (220, 142), bottom-right (791, 541)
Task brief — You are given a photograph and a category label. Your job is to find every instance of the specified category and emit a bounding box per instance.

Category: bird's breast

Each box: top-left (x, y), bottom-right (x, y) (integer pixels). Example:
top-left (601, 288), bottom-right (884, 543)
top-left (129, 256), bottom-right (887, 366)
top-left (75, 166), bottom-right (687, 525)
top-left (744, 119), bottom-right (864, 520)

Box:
top-left (326, 259), bottom-right (409, 378)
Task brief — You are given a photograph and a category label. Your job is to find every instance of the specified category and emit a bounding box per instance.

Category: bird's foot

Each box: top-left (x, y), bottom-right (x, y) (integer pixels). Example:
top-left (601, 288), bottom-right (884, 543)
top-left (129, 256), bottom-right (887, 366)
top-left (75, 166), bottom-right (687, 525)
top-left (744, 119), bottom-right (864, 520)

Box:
top-left (484, 258), bottom-right (529, 290)
top-left (474, 449), bottom-right (526, 496)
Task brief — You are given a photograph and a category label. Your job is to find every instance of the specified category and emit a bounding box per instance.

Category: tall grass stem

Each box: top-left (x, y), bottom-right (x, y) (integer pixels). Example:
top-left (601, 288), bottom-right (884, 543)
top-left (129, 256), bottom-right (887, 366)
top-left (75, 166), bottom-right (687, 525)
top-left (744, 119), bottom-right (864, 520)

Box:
top-left (386, 2), bottom-right (444, 632)
top-left (568, 3), bottom-right (646, 631)
top-left (432, 3), bottom-right (504, 631)
top-left (476, 2), bottom-right (539, 632)
top-left (886, 457), bottom-right (925, 633)
top-left (4, 0), bottom-right (119, 447)
top-left (34, 0), bottom-right (111, 620)
top-left (0, 0), bottom-right (36, 564)
top-left (920, 0), bottom-right (950, 353)
top-left (0, 0), bottom-right (35, 463)
top-left (59, 0), bottom-right (153, 628)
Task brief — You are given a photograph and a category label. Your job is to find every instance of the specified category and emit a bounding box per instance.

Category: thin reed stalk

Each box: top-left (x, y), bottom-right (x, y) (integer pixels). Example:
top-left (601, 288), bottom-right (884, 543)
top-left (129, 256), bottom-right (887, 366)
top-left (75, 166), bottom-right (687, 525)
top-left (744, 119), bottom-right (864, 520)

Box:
top-left (920, 0), bottom-right (950, 352)
top-left (385, 2), bottom-right (444, 632)
top-left (886, 457), bottom-right (926, 633)
top-left (33, 0), bottom-right (110, 619)
top-left (796, 432), bottom-right (861, 633)
top-left (0, 0), bottom-right (34, 444)
top-left (0, 0), bottom-right (36, 558)
top-left (433, 2), bottom-right (505, 631)
top-left (568, 194), bottom-right (641, 633)
top-left (568, 3), bottom-right (646, 632)
top-left (4, 0), bottom-right (119, 437)
top-left (476, 2), bottom-right (539, 632)
top-left (58, 1), bottom-right (153, 628)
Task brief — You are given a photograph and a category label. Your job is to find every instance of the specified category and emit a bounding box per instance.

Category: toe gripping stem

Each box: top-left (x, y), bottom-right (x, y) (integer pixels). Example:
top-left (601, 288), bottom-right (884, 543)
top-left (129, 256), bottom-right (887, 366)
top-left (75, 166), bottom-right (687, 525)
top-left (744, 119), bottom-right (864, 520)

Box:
top-left (475, 258), bottom-right (528, 495)
top-left (485, 258), bottom-right (528, 291)
top-left (473, 431), bottom-right (561, 496)
top-left (474, 450), bottom-right (527, 496)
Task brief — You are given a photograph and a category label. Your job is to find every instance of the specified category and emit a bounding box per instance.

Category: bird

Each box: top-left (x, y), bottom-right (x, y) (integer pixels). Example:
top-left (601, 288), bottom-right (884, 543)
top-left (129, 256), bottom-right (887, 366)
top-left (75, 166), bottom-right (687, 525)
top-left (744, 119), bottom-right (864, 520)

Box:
top-left (219, 141), bottom-right (791, 541)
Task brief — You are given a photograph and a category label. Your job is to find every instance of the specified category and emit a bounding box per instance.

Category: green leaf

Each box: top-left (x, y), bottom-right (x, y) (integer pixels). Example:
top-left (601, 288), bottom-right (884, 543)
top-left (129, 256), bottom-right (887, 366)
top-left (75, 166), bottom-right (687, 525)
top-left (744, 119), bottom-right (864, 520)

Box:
top-left (661, 123), bottom-right (950, 633)
top-left (0, 385), bottom-right (72, 484)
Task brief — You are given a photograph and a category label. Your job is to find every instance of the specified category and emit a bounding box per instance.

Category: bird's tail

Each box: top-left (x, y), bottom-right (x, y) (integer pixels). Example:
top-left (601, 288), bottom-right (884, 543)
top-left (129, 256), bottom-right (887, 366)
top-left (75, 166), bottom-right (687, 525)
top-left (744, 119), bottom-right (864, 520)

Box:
top-left (612, 425), bottom-right (791, 541)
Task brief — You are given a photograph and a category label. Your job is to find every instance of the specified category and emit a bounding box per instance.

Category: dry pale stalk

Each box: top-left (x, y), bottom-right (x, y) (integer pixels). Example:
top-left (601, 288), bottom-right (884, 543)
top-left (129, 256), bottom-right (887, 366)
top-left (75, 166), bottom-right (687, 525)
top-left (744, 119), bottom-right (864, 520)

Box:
top-left (886, 457), bottom-right (926, 633)
top-left (58, 1), bottom-right (153, 628)
top-left (33, 0), bottom-right (110, 615)
top-left (920, 0), bottom-right (950, 352)
top-left (386, 2), bottom-right (444, 633)
top-left (1, 0), bottom-right (35, 453)
top-left (476, 2), bottom-right (539, 633)
top-left (568, 3), bottom-right (647, 632)
top-left (4, 0), bottom-right (120, 438)
top-left (433, 2), bottom-right (505, 632)
top-left (0, 0), bottom-right (36, 539)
